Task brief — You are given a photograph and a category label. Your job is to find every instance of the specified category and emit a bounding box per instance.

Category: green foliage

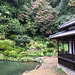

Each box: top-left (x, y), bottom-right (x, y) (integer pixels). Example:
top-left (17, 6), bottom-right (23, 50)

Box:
top-left (0, 0), bottom-right (70, 60)
top-left (3, 50), bottom-right (9, 56)
top-left (7, 19), bottom-right (23, 34)
top-left (9, 35), bottom-right (17, 40)
top-left (28, 51), bottom-right (44, 57)
top-left (0, 35), bottom-right (6, 40)
top-left (47, 48), bottom-right (57, 52)
top-left (6, 0), bottom-right (31, 8)
top-left (15, 49), bottom-right (21, 54)
top-left (18, 0), bottom-right (57, 36)
top-left (46, 41), bottom-right (54, 48)
top-left (9, 51), bottom-right (17, 58)
top-left (0, 40), bottom-right (14, 51)
top-left (47, 0), bottom-right (61, 8)
top-left (5, 46), bottom-right (14, 51)
top-left (17, 54), bottom-right (22, 58)
top-left (45, 52), bottom-right (52, 57)
top-left (0, 25), bottom-right (7, 35)
top-left (56, 68), bottom-right (65, 73)
top-left (15, 35), bottom-right (31, 47)
top-left (20, 51), bottom-right (29, 57)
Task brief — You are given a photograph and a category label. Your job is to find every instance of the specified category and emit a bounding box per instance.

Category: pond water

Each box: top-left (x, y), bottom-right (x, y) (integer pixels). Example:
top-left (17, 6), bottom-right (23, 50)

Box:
top-left (0, 61), bottom-right (39, 75)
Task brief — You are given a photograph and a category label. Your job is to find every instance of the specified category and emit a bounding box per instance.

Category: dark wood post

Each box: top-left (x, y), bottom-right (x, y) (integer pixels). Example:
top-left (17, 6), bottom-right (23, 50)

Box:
top-left (72, 41), bottom-right (73, 55)
top-left (57, 40), bottom-right (59, 56)
top-left (71, 40), bottom-right (73, 60)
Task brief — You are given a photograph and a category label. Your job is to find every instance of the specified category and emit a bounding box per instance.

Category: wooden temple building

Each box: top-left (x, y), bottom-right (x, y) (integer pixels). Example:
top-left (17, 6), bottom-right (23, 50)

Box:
top-left (49, 19), bottom-right (75, 75)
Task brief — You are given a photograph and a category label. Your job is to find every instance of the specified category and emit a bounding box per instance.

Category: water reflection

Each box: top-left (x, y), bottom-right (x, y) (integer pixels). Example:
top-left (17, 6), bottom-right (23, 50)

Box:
top-left (0, 61), bottom-right (39, 75)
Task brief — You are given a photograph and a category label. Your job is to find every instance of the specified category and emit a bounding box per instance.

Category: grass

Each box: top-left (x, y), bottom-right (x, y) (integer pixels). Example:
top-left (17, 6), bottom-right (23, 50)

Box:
top-left (56, 67), bottom-right (65, 73)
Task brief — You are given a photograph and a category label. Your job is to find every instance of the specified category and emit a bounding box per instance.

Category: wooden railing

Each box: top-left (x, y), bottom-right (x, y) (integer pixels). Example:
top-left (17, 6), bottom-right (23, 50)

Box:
top-left (58, 52), bottom-right (75, 70)
top-left (58, 52), bottom-right (75, 61)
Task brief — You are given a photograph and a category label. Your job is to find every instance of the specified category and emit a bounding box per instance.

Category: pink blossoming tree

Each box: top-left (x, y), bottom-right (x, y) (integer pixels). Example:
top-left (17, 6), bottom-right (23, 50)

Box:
top-left (18, 0), bottom-right (57, 35)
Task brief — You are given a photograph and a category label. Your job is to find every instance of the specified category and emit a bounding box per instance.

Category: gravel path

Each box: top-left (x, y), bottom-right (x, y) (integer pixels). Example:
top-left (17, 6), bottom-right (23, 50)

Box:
top-left (23, 56), bottom-right (67, 75)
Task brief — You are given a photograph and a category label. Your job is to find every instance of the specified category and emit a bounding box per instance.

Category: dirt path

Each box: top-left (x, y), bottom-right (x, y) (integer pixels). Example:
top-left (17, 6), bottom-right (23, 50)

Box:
top-left (23, 56), bottom-right (67, 75)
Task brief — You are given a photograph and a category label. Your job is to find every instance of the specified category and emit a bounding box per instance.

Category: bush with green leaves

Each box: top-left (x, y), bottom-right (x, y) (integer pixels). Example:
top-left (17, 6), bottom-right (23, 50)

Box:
top-left (46, 41), bottom-right (54, 48)
top-left (9, 35), bottom-right (17, 40)
top-left (0, 35), bottom-right (6, 40)
top-left (7, 19), bottom-right (23, 34)
top-left (5, 46), bottom-right (14, 51)
top-left (15, 35), bottom-right (31, 47)
top-left (0, 25), bottom-right (7, 35)
top-left (15, 49), bottom-right (21, 54)
top-left (17, 54), bottom-right (22, 58)
top-left (47, 47), bottom-right (57, 52)
top-left (9, 51), bottom-right (17, 58)
top-left (28, 50), bottom-right (44, 57)
top-left (20, 51), bottom-right (29, 56)
top-left (45, 52), bottom-right (52, 57)
top-left (0, 40), bottom-right (14, 51)
top-left (3, 50), bottom-right (9, 56)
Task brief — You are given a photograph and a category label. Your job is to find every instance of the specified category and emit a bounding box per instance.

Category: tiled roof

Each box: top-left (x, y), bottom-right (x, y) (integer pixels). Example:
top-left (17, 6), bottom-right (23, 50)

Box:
top-left (58, 19), bottom-right (75, 29)
top-left (49, 30), bottom-right (75, 39)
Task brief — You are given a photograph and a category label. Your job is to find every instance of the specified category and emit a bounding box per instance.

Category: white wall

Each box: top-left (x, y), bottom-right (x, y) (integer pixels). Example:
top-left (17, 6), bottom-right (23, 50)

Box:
top-left (69, 40), bottom-right (75, 54)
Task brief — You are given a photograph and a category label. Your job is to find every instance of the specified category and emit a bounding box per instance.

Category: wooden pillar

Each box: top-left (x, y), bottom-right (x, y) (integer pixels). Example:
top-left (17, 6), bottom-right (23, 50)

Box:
top-left (68, 41), bottom-right (69, 54)
top-left (71, 40), bottom-right (73, 55)
top-left (71, 40), bottom-right (73, 60)
top-left (57, 40), bottom-right (59, 56)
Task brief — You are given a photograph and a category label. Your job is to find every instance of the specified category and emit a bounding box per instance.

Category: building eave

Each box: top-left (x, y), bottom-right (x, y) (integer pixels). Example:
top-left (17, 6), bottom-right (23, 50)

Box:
top-left (49, 30), bottom-right (75, 39)
top-left (58, 19), bottom-right (75, 29)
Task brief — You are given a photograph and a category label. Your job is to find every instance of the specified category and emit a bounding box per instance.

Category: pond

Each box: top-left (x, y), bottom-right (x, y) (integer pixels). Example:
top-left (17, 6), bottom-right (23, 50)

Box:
top-left (0, 61), bottom-right (39, 75)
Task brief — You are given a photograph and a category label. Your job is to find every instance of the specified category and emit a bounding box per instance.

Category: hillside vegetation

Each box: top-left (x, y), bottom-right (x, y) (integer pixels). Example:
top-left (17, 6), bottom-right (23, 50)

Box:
top-left (0, 0), bottom-right (74, 61)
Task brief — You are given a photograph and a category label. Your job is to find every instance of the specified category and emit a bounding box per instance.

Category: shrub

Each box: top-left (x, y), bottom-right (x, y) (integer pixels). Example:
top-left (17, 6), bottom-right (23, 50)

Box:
top-left (47, 42), bottom-right (54, 48)
top-left (9, 51), bottom-right (17, 58)
top-left (15, 35), bottom-right (31, 47)
top-left (17, 54), bottom-right (23, 58)
top-left (41, 50), bottom-right (47, 55)
top-left (5, 46), bottom-right (14, 51)
top-left (0, 41), bottom-right (5, 50)
top-left (47, 48), bottom-right (56, 52)
top-left (0, 25), bottom-right (7, 35)
top-left (15, 49), bottom-right (21, 54)
top-left (20, 51), bottom-right (29, 57)
top-left (29, 51), bottom-right (44, 57)
top-left (0, 40), bottom-right (14, 51)
top-left (46, 52), bottom-right (52, 57)
top-left (35, 43), bottom-right (45, 49)
top-left (3, 50), bottom-right (9, 56)
top-left (7, 19), bottom-right (23, 34)
top-left (0, 35), bottom-right (6, 40)
top-left (9, 35), bottom-right (17, 40)
top-left (3, 40), bottom-right (14, 47)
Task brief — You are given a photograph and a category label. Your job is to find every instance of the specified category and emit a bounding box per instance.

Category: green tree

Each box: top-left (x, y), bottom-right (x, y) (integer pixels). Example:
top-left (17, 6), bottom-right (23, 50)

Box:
top-left (7, 19), bottom-right (23, 35)
top-left (18, 0), bottom-right (57, 35)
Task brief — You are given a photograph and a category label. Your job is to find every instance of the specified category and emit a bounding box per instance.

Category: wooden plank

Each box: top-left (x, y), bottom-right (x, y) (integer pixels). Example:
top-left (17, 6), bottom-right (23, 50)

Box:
top-left (58, 56), bottom-right (75, 63)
